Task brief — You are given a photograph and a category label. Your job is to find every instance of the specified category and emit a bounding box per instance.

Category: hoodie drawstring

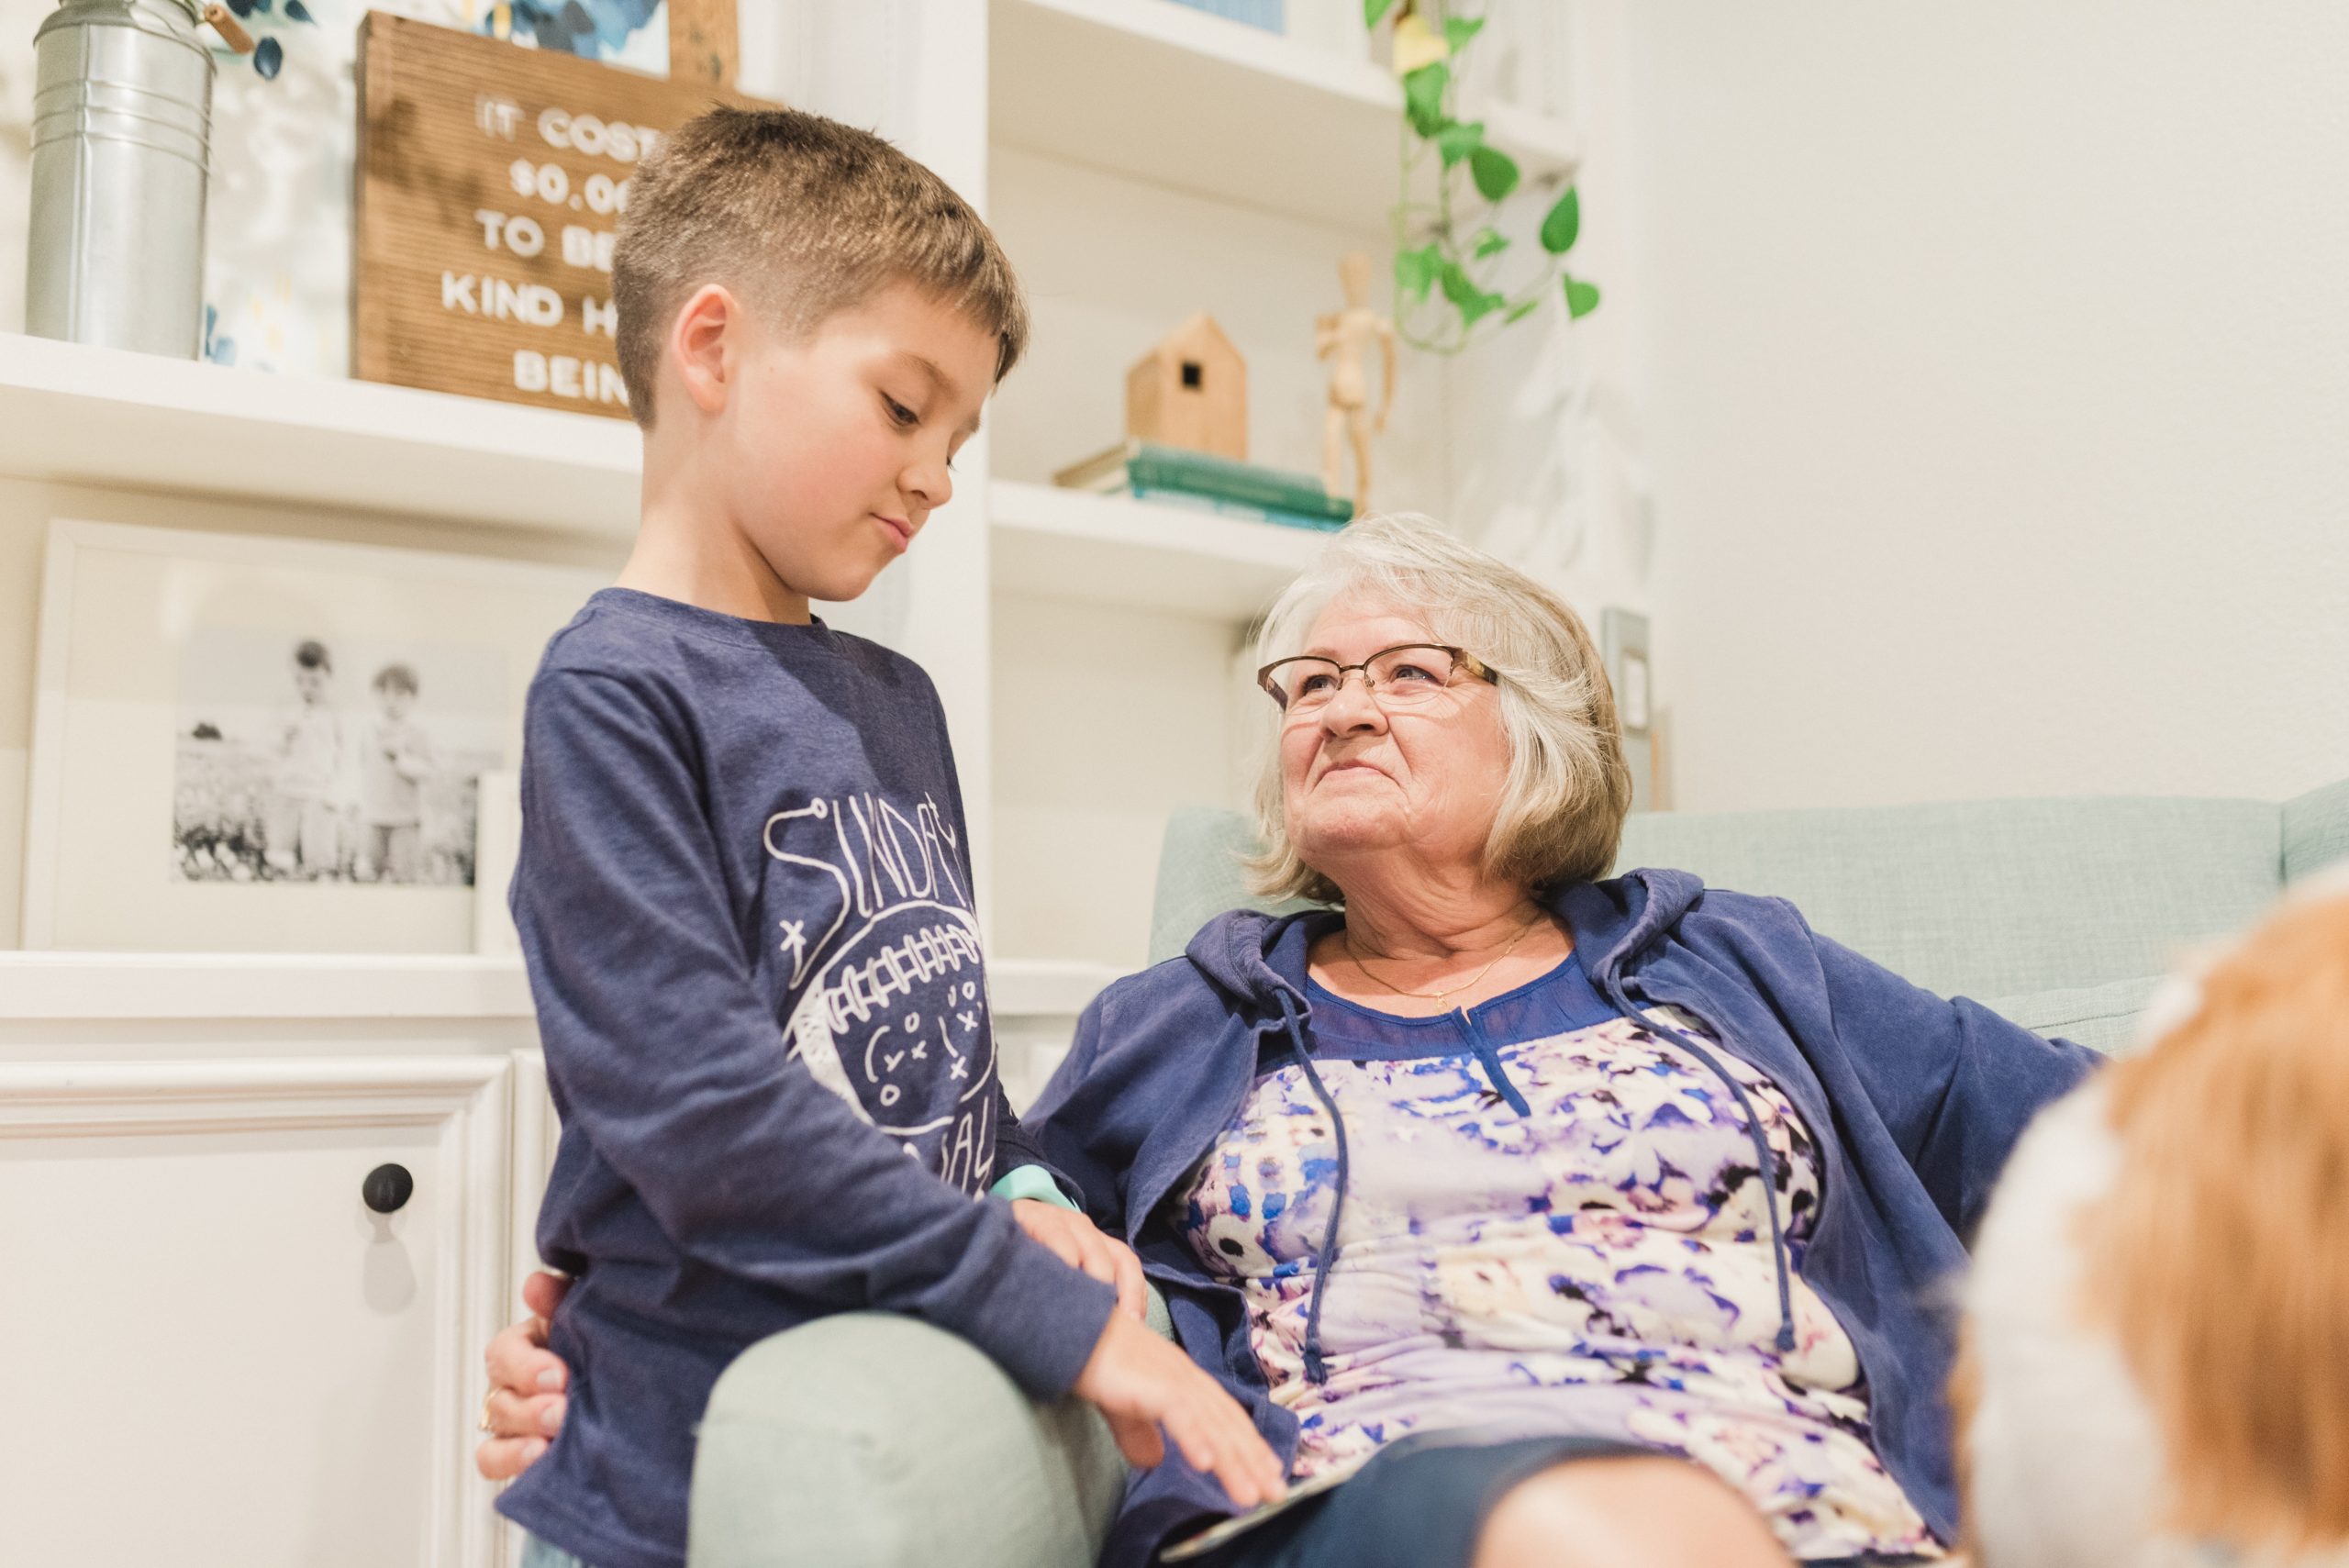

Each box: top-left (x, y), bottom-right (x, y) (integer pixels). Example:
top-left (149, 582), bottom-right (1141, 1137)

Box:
top-left (1274, 961), bottom-right (1797, 1380)
top-left (1458, 1006), bottom-right (1533, 1117)
top-left (1275, 990), bottom-right (1349, 1385)
top-left (1603, 975), bottom-right (1800, 1355)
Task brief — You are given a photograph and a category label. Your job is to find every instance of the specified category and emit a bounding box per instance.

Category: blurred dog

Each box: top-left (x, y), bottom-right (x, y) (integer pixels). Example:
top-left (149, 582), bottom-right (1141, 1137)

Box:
top-left (1958, 877), bottom-right (2349, 1568)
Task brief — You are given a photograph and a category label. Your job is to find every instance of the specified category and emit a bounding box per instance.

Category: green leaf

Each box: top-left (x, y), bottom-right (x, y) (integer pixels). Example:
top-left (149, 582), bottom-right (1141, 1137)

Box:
top-left (1437, 259), bottom-right (1475, 308)
top-left (1468, 145), bottom-right (1520, 202)
top-left (1433, 119), bottom-right (1485, 169)
top-left (1393, 243), bottom-right (1442, 305)
top-left (1363, 0), bottom-right (1398, 28)
top-left (1471, 227), bottom-right (1509, 260)
top-left (1402, 62), bottom-right (1449, 139)
top-left (1439, 260), bottom-right (1503, 327)
top-left (1539, 185), bottom-right (1582, 254)
top-left (1563, 272), bottom-right (1602, 318)
top-left (1503, 298), bottom-right (1542, 325)
top-left (1443, 15), bottom-right (1486, 54)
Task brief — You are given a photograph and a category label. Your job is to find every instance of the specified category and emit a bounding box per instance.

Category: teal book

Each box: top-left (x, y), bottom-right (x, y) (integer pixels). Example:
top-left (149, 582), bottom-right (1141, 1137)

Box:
top-left (1054, 440), bottom-right (1353, 523)
top-left (1127, 483), bottom-right (1349, 533)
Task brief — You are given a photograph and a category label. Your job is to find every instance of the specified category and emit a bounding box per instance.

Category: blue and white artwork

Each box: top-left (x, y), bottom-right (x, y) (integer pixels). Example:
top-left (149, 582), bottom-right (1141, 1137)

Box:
top-left (485, 0), bottom-right (668, 72)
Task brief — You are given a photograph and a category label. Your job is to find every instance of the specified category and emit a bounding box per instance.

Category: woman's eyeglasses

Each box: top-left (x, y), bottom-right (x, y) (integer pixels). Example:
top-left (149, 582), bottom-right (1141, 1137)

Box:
top-left (1256, 643), bottom-right (1498, 716)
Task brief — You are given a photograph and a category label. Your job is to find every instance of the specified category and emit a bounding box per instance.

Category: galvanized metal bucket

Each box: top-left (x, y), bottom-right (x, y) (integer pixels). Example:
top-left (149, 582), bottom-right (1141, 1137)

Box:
top-left (28, 0), bottom-right (217, 357)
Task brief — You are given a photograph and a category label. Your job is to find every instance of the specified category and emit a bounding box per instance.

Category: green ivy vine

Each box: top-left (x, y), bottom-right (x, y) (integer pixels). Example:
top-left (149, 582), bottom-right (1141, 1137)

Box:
top-left (1367, 0), bottom-right (1598, 353)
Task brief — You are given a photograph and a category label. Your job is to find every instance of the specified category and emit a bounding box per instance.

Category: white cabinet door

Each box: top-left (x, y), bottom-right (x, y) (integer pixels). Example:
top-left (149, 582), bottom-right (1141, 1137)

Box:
top-left (0, 1057), bottom-right (510, 1568)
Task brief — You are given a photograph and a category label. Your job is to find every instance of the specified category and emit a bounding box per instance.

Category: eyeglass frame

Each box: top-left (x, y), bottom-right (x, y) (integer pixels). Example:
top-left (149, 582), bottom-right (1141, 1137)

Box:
top-left (1255, 642), bottom-right (1500, 714)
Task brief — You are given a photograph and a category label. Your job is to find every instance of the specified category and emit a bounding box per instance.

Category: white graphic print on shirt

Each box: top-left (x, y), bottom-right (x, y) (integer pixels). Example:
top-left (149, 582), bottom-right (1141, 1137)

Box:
top-left (763, 791), bottom-right (996, 1193)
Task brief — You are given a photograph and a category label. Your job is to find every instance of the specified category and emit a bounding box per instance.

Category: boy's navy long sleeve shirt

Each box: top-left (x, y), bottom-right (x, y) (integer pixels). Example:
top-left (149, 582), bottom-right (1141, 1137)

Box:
top-left (495, 590), bottom-right (1116, 1568)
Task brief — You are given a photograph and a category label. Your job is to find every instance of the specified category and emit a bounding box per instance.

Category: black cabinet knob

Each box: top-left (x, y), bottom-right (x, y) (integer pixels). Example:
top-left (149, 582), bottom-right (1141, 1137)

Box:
top-left (362, 1162), bottom-right (415, 1215)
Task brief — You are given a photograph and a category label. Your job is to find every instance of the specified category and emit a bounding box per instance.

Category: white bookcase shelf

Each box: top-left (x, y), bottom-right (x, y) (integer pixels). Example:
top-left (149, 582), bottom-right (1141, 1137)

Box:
top-left (990, 478), bottom-right (1328, 619)
top-left (0, 952), bottom-right (537, 1021)
top-left (991, 957), bottom-right (1129, 1017)
top-left (0, 337), bottom-right (1329, 624)
top-left (989, 0), bottom-right (1581, 233)
top-left (0, 332), bottom-right (640, 535)
top-left (0, 952), bottom-right (1119, 1024)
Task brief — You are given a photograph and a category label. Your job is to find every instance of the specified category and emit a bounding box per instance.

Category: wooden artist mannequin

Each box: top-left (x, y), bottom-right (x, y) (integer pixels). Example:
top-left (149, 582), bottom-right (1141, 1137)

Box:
top-left (1317, 250), bottom-right (1397, 517)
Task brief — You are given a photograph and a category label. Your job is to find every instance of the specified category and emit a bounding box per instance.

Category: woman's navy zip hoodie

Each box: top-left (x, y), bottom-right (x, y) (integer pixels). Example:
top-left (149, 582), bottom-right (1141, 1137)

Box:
top-left (1024, 870), bottom-right (2101, 1568)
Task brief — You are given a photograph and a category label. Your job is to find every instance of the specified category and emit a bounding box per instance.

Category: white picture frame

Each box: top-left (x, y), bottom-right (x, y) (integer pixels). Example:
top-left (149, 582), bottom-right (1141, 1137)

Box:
top-left (472, 768), bottom-right (524, 959)
top-left (22, 519), bottom-right (607, 953)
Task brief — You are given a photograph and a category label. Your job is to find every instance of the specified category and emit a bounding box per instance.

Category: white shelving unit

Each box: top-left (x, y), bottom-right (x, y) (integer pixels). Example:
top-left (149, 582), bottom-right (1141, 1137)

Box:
top-left (0, 331), bottom-right (640, 536)
top-left (990, 0), bottom-right (1580, 232)
top-left (977, 1), bottom-right (1585, 973)
top-left (991, 479), bottom-right (1327, 619)
top-left (0, 336), bottom-right (1322, 624)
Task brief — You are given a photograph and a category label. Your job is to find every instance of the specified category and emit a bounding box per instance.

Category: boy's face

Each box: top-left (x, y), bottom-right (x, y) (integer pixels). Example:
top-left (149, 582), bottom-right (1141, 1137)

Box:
top-left (378, 686), bottom-right (415, 720)
top-left (713, 283), bottom-right (997, 606)
top-left (295, 664), bottom-right (329, 705)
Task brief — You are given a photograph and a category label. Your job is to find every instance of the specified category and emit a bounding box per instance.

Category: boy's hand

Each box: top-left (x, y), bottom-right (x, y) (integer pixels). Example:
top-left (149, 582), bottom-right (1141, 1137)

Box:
top-left (1073, 1312), bottom-right (1287, 1511)
top-left (475, 1270), bottom-right (573, 1481)
top-left (1010, 1198), bottom-right (1149, 1321)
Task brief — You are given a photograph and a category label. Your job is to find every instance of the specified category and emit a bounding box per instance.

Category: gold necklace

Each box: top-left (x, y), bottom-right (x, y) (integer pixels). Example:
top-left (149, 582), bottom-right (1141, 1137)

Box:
top-left (1344, 908), bottom-right (1544, 1006)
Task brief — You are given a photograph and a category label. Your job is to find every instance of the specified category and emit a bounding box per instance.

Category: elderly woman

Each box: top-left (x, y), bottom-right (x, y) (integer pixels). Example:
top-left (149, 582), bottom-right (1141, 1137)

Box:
top-left (484, 516), bottom-right (2097, 1568)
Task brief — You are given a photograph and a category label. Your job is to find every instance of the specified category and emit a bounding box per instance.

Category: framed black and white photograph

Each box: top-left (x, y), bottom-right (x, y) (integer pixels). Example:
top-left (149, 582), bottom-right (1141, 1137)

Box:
top-left (173, 627), bottom-right (506, 889)
top-left (23, 519), bottom-right (607, 952)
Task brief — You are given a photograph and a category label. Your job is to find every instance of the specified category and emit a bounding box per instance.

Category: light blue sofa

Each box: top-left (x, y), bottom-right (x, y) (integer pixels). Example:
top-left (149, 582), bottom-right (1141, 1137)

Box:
top-left (1152, 782), bottom-right (2349, 1054)
top-left (687, 781), bottom-right (2349, 1568)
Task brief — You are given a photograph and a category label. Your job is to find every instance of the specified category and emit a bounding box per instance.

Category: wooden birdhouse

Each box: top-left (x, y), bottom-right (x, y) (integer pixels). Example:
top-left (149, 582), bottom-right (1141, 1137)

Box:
top-left (1126, 312), bottom-right (1247, 462)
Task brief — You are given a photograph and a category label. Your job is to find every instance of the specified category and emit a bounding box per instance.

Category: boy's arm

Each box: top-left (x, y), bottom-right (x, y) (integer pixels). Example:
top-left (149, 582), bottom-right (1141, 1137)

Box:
top-left (518, 669), bottom-right (1116, 1399)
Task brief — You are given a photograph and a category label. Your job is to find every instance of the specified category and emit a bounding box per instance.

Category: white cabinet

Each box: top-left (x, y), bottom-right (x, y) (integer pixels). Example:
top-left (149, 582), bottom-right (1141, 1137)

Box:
top-left (0, 956), bottom-right (1105, 1568)
top-left (0, 960), bottom-right (537, 1568)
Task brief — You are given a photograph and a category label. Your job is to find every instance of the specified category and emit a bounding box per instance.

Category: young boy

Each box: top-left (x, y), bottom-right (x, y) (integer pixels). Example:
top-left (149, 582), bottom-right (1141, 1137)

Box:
top-left (264, 638), bottom-right (347, 879)
top-left (357, 662), bottom-right (433, 882)
top-left (494, 108), bottom-right (1281, 1568)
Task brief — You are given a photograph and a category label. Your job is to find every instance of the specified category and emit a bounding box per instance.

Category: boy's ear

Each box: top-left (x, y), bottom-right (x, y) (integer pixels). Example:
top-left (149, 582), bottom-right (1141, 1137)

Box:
top-left (669, 284), bottom-right (742, 417)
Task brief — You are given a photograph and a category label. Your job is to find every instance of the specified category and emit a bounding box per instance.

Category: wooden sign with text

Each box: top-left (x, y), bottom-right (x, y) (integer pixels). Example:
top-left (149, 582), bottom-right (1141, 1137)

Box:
top-left (354, 13), bottom-right (761, 419)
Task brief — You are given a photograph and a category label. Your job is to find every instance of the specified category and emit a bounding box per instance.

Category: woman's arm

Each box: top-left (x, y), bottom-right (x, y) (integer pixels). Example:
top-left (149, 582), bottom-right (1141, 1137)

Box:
top-left (1790, 900), bottom-right (2103, 1242)
top-left (476, 1270), bottom-right (571, 1480)
top-left (1019, 991), bottom-right (1144, 1239)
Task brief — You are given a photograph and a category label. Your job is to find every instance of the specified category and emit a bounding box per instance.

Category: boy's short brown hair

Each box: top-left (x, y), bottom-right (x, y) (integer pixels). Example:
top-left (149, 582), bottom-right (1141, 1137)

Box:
top-left (612, 106), bottom-right (1030, 430)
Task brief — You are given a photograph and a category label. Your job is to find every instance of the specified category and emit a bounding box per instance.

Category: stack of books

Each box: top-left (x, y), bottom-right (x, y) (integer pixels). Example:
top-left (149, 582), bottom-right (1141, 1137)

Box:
top-left (1052, 441), bottom-right (1355, 532)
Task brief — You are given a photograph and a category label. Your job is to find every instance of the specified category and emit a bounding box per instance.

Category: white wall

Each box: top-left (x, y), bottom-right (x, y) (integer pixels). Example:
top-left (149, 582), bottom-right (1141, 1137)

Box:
top-left (989, 589), bottom-right (1254, 968)
top-left (1616, 1), bottom-right (2349, 812)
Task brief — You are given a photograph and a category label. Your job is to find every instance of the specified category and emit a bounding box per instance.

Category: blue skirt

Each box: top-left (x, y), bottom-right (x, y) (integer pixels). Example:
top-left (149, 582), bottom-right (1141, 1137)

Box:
top-left (1173, 1433), bottom-right (1939, 1568)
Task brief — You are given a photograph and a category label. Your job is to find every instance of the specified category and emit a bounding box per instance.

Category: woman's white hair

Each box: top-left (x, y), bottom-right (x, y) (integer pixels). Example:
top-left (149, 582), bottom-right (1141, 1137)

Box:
top-left (1246, 512), bottom-right (1634, 904)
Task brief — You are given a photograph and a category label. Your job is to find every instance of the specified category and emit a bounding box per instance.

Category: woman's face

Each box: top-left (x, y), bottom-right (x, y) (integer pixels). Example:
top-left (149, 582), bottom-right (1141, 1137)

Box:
top-left (1278, 595), bottom-right (1513, 883)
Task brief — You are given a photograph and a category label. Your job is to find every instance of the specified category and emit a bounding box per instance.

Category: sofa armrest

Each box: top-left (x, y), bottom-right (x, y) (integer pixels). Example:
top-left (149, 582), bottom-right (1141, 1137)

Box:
top-left (688, 1297), bottom-right (1170, 1568)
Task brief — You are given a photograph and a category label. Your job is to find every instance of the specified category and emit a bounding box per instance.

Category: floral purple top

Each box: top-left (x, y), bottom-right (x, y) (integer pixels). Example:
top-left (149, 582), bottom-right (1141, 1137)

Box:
top-left (1167, 953), bottom-right (1940, 1562)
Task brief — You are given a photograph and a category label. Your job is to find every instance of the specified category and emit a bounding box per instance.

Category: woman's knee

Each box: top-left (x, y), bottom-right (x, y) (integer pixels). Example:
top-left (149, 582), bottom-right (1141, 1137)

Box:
top-left (1471, 1456), bottom-right (1791, 1568)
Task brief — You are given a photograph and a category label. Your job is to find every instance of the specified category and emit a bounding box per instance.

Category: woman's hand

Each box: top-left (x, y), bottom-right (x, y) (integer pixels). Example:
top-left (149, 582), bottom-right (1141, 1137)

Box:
top-left (475, 1270), bottom-right (573, 1481)
top-left (1010, 1198), bottom-right (1149, 1321)
top-left (1073, 1311), bottom-right (1287, 1510)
